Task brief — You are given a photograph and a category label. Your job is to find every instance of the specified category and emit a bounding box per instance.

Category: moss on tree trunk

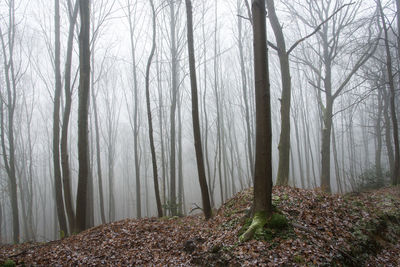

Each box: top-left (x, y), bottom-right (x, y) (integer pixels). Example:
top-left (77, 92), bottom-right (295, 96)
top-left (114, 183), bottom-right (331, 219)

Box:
top-left (239, 211), bottom-right (268, 242)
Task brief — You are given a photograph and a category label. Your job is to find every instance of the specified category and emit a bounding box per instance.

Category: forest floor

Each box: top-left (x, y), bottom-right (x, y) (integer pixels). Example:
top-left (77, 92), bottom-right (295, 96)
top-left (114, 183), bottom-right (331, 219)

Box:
top-left (1, 186), bottom-right (400, 266)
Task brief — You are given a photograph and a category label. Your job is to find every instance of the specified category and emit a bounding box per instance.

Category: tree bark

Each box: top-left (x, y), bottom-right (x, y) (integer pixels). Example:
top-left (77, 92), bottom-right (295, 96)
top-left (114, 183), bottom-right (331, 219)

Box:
top-left (378, 0), bottom-right (400, 185)
top-left (127, 0), bottom-right (142, 219)
top-left (266, 0), bottom-right (291, 187)
top-left (169, 0), bottom-right (178, 216)
top-left (61, 0), bottom-right (79, 233)
top-left (76, 0), bottom-right (91, 232)
top-left (53, 0), bottom-right (68, 237)
top-left (146, 0), bottom-right (163, 218)
top-left (237, 0), bottom-right (254, 185)
top-left (241, 0), bottom-right (272, 241)
top-left (185, 0), bottom-right (212, 220)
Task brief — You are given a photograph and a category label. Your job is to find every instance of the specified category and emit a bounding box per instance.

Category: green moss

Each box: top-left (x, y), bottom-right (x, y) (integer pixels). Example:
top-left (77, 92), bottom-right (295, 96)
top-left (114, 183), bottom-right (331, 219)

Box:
top-left (59, 230), bottom-right (65, 239)
top-left (293, 254), bottom-right (305, 264)
top-left (2, 260), bottom-right (16, 267)
top-left (239, 211), bottom-right (268, 242)
top-left (267, 213), bottom-right (288, 230)
top-left (237, 218), bottom-right (253, 236)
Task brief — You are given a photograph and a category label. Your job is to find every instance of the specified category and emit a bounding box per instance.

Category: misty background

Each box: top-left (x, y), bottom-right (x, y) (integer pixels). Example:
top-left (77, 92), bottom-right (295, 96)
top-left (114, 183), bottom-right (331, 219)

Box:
top-left (0, 0), bottom-right (398, 243)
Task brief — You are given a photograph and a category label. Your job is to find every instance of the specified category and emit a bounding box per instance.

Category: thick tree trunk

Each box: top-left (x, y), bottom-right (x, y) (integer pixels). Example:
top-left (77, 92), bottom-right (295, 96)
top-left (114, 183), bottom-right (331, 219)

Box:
top-left (185, 0), bottom-right (212, 220)
top-left (76, 0), bottom-right (91, 232)
top-left (241, 0), bottom-right (272, 242)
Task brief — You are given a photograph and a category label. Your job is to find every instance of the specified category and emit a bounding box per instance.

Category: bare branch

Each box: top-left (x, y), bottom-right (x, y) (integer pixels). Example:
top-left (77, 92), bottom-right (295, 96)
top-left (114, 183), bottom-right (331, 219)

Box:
top-left (287, 2), bottom-right (355, 55)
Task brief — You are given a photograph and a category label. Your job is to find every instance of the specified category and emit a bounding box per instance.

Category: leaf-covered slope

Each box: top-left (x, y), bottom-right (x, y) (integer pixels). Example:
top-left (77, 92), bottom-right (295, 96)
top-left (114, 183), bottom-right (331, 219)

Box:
top-left (1, 186), bottom-right (400, 266)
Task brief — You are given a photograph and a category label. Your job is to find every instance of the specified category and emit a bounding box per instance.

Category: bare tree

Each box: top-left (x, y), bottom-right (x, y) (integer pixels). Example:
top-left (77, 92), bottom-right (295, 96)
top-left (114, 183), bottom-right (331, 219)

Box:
top-left (60, 0), bottom-right (79, 233)
top-left (146, 0), bottom-right (163, 218)
top-left (76, 0), bottom-right (91, 232)
top-left (377, 0), bottom-right (400, 185)
top-left (291, 0), bottom-right (379, 192)
top-left (240, 0), bottom-right (272, 242)
top-left (185, 0), bottom-right (212, 220)
top-left (126, 0), bottom-right (142, 219)
top-left (0, 0), bottom-right (21, 243)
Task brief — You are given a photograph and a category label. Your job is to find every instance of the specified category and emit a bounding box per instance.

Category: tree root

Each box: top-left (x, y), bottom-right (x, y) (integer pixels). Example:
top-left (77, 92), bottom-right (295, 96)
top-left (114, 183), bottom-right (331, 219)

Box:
top-left (239, 211), bottom-right (268, 242)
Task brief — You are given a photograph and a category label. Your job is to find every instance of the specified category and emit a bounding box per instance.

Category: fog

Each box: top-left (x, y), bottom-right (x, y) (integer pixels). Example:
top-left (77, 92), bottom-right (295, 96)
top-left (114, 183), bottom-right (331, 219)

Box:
top-left (0, 0), bottom-right (399, 243)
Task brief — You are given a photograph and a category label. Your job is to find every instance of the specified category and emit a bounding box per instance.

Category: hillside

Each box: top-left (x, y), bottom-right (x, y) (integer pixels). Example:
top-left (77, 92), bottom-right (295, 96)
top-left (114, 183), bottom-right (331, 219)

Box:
top-left (1, 186), bottom-right (400, 266)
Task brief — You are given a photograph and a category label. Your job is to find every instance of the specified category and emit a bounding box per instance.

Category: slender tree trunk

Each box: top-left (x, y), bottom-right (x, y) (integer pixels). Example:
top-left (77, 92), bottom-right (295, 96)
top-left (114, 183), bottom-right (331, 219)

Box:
top-left (169, 0), bottom-right (178, 216)
top-left (53, 0), bottom-right (68, 237)
top-left (61, 0), bottom-right (79, 232)
top-left (378, 0), bottom-right (400, 185)
top-left (92, 90), bottom-right (106, 224)
top-left (375, 87), bottom-right (383, 183)
top-left (332, 124), bottom-right (342, 193)
top-left (146, 0), bottom-right (163, 218)
top-left (214, 1), bottom-right (224, 204)
top-left (156, 52), bottom-right (167, 214)
top-left (185, 0), bottom-right (212, 220)
top-left (76, 0), bottom-right (91, 232)
top-left (266, 0), bottom-right (292, 186)
top-left (293, 115), bottom-right (305, 188)
top-left (200, 1), bottom-right (214, 208)
top-left (127, 0), bottom-right (141, 219)
top-left (177, 92), bottom-right (184, 215)
top-left (237, 2), bottom-right (254, 182)
top-left (321, 98), bottom-right (333, 192)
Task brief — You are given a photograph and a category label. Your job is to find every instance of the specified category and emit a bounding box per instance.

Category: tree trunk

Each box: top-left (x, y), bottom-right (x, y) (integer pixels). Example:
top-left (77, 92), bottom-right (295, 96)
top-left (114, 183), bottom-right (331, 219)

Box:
top-left (127, 0), bottom-right (142, 219)
top-left (266, 0), bottom-right (292, 187)
top-left (320, 98), bottom-right (333, 192)
top-left (76, 0), bottom-right (91, 232)
top-left (92, 88), bottom-right (106, 224)
top-left (185, 0), bottom-right (212, 220)
top-left (53, 0), bottom-right (68, 237)
top-left (237, 2), bottom-right (254, 183)
top-left (146, 0), bottom-right (163, 218)
top-left (61, 0), bottom-right (79, 232)
top-left (241, 0), bottom-right (272, 242)
top-left (375, 87), bottom-right (383, 183)
top-left (378, 0), bottom-right (400, 185)
top-left (169, 0), bottom-right (178, 216)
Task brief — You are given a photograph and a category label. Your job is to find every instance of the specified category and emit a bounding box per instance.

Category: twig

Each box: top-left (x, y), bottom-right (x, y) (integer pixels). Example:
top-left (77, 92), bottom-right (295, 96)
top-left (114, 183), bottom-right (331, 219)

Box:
top-left (189, 203), bottom-right (203, 214)
top-left (287, 2), bottom-right (355, 55)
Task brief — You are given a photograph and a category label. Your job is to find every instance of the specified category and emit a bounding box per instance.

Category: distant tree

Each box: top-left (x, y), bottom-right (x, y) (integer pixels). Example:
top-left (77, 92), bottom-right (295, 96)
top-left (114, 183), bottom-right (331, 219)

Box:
top-left (0, 0), bottom-right (22, 244)
top-left (240, 0), bottom-right (272, 242)
top-left (290, 0), bottom-right (379, 192)
top-left (168, 0), bottom-right (181, 216)
top-left (185, 0), bottom-right (212, 220)
top-left (76, 0), bottom-right (91, 232)
top-left (125, 0), bottom-right (142, 219)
